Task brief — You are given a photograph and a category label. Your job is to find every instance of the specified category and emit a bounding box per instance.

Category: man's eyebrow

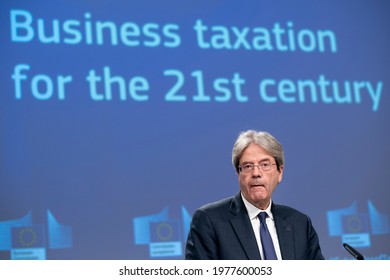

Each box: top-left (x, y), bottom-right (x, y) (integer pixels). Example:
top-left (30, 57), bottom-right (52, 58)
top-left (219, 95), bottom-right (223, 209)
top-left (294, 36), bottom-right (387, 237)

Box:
top-left (241, 159), bottom-right (271, 164)
top-left (260, 159), bottom-right (272, 163)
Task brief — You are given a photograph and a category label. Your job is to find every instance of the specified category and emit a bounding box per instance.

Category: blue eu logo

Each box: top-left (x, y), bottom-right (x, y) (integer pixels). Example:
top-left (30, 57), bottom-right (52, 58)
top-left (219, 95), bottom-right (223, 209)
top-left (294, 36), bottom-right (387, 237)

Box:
top-left (0, 210), bottom-right (73, 259)
top-left (133, 206), bottom-right (191, 258)
top-left (327, 200), bottom-right (389, 248)
top-left (150, 221), bottom-right (180, 242)
top-left (12, 226), bottom-right (46, 248)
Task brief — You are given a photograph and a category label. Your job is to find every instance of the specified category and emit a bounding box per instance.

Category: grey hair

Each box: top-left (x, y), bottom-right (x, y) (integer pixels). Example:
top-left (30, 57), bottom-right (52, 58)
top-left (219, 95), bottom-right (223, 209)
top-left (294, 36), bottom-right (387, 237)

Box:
top-left (232, 130), bottom-right (284, 173)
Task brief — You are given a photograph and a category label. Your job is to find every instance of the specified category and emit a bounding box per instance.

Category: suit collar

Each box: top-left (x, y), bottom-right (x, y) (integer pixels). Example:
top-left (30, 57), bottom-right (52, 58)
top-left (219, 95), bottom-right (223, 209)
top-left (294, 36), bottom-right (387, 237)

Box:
top-left (229, 193), bottom-right (261, 260)
top-left (241, 195), bottom-right (274, 220)
top-left (228, 194), bottom-right (297, 260)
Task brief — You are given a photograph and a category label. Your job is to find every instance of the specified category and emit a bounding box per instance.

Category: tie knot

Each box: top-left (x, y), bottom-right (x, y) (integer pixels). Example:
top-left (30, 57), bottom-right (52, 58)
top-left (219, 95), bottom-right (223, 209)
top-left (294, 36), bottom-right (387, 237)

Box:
top-left (258, 212), bottom-right (268, 224)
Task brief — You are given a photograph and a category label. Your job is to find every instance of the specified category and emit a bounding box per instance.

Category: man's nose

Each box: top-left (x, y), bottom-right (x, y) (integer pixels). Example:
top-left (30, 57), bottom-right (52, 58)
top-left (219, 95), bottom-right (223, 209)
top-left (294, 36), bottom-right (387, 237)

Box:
top-left (252, 166), bottom-right (263, 177)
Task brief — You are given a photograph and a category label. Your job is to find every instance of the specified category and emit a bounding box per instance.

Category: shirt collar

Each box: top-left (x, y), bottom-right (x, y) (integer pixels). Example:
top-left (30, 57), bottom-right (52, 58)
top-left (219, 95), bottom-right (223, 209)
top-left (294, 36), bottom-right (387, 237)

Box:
top-left (241, 193), bottom-right (274, 221)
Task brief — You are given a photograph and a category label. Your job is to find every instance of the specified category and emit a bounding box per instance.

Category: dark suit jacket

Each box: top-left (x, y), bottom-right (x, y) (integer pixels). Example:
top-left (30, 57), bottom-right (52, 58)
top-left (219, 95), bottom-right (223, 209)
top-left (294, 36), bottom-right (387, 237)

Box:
top-left (185, 192), bottom-right (324, 260)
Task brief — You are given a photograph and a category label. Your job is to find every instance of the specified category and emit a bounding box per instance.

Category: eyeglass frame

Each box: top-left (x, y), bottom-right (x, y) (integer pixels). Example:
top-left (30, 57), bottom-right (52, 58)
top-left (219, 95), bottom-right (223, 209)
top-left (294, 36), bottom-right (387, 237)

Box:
top-left (238, 161), bottom-right (277, 173)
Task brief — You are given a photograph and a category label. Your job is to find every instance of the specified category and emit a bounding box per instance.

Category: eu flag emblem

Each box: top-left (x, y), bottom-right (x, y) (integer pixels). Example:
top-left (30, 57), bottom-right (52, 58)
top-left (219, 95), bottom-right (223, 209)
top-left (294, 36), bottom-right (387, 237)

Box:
top-left (342, 214), bottom-right (369, 234)
top-left (150, 220), bottom-right (180, 242)
top-left (11, 225), bottom-right (46, 248)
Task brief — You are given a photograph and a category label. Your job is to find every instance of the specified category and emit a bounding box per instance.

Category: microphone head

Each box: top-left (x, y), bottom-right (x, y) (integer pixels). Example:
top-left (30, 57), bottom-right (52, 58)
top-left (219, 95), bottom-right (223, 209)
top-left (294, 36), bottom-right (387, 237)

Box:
top-left (343, 243), bottom-right (364, 260)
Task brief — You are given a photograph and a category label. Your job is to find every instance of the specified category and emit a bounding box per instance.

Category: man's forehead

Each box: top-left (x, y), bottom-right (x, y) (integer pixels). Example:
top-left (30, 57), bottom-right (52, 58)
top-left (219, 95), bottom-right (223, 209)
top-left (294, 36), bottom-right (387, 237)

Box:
top-left (240, 144), bottom-right (273, 161)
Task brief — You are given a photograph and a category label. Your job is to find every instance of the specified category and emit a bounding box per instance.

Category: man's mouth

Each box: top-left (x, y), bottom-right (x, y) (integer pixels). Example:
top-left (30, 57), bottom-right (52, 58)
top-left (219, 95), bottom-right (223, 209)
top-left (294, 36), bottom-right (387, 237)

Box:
top-left (251, 183), bottom-right (264, 188)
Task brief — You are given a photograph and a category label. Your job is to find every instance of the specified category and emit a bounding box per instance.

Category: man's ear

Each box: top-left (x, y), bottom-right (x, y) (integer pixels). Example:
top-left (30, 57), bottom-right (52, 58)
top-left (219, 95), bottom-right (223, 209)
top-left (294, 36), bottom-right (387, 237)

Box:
top-left (278, 165), bottom-right (284, 184)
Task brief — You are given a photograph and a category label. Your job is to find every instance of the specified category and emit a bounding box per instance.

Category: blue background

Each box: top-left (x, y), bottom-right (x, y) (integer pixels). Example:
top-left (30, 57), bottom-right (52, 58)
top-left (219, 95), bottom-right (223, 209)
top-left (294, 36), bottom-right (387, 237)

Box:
top-left (1, 0), bottom-right (389, 259)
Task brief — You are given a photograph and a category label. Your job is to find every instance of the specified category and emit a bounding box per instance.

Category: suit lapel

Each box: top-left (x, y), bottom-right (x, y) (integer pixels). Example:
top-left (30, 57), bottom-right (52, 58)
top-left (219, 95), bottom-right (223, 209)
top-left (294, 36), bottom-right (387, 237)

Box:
top-left (229, 193), bottom-right (261, 260)
top-left (272, 204), bottom-right (295, 260)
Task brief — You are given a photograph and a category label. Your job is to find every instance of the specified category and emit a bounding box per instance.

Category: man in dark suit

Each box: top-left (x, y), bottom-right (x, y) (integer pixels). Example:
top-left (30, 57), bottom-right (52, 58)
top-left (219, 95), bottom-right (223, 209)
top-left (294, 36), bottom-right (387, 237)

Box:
top-left (185, 130), bottom-right (324, 260)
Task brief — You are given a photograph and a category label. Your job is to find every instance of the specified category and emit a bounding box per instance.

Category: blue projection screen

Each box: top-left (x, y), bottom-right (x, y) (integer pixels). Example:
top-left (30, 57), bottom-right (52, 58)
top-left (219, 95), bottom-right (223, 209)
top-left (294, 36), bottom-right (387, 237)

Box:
top-left (1, 0), bottom-right (389, 260)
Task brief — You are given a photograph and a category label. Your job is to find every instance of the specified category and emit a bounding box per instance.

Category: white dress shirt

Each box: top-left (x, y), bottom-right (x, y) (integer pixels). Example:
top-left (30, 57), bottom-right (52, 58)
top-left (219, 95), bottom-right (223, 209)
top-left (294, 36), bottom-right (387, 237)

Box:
top-left (241, 194), bottom-right (282, 260)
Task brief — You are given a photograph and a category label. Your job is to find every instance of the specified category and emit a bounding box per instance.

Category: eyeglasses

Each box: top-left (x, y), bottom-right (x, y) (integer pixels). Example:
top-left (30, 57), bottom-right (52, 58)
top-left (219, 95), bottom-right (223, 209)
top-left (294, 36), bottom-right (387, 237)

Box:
top-left (238, 162), bottom-right (277, 173)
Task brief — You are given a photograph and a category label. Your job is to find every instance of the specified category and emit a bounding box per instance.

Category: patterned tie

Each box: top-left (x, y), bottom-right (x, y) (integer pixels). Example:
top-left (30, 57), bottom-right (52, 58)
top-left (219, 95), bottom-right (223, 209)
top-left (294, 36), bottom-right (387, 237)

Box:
top-left (258, 212), bottom-right (277, 260)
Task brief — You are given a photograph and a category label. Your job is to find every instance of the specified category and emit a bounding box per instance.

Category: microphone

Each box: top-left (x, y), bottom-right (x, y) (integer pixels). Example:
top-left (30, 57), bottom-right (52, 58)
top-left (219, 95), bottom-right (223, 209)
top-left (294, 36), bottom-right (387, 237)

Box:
top-left (343, 243), bottom-right (364, 260)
